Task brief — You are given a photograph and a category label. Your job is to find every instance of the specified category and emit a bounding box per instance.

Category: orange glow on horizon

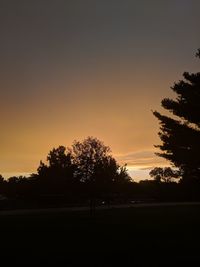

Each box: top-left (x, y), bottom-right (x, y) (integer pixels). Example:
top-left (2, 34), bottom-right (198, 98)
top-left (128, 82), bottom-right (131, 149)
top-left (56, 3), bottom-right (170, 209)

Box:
top-left (1, 1), bottom-right (199, 180)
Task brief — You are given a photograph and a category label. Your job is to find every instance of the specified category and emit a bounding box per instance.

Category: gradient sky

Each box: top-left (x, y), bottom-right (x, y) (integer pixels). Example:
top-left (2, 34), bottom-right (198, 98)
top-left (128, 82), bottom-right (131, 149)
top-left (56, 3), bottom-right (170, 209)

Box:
top-left (1, 0), bottom-right (200, 180)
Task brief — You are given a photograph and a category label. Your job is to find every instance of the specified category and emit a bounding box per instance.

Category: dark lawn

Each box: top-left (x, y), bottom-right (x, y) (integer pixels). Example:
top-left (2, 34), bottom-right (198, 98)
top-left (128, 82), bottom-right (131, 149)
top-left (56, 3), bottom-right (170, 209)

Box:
top-left (0, 205), bottom-right (200, 266)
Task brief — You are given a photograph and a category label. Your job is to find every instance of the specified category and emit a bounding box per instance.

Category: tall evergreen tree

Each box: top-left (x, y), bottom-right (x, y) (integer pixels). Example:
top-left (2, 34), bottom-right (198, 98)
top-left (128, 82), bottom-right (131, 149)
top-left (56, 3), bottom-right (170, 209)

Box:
top-left (154, 50), bottom-right (200, 181)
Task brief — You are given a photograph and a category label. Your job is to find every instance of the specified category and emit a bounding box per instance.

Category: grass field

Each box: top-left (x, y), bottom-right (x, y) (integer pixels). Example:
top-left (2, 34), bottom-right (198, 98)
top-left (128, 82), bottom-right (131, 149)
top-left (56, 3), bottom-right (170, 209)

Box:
top-left (0, 205), bottom-right (200, 266)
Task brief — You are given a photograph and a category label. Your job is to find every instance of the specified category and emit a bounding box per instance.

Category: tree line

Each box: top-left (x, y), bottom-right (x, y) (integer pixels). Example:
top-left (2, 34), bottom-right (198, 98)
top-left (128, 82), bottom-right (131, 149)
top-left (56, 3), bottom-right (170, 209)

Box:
top-left (0, 49), bottom-right (200, 208)
top-left (0, 137), bottom-right (133, 208)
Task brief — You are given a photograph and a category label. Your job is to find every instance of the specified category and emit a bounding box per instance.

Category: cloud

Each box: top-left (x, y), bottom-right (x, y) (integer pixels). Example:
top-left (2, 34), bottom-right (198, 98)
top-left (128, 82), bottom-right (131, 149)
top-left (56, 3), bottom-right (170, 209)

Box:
top-left (114, 149), bottom-right (168, 168)
top-left (115, 150), bottom-right (171, 181)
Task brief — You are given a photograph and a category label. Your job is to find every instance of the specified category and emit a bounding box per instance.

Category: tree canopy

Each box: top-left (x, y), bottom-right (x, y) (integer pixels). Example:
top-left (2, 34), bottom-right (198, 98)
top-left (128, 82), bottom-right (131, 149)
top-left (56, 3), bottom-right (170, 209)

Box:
top-left (154, 50), bottom-right (200, 181)
top-left (149, 167), bottom-right (180, 183)
top-left (37, 146), bottom-right (75, 181)
top-left (37, 137), bottom-right (131, 190)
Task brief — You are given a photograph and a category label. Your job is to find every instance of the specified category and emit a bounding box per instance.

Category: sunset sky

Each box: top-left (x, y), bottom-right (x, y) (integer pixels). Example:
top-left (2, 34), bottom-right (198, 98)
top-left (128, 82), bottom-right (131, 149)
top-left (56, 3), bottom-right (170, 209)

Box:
top-left (1, 0), bottom-right (200, 180)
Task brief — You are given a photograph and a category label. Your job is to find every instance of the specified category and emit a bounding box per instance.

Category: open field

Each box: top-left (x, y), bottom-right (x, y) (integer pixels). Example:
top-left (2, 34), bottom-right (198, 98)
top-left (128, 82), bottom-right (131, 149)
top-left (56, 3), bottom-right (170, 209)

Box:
top-left (0, 204), bottom-right (200, 266)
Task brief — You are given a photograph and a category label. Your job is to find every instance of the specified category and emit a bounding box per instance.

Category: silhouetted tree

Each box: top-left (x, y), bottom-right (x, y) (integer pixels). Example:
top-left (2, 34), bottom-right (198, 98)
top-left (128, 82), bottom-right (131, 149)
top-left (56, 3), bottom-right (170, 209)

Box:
top-left (38, 146), bottom-right (75, 179)
top-left (8, 176), bottom-right (27, 184)
top-left (70, 136), bottom-right (130, 185)
top-left (0, 175), bottom-right (5, 194)
top-left (149, 167), bottom-right (180, 183)
top-left (37, 146), bottom-right (76, 197)
top-left (33, 138), bottom-right (131, 208)
top-left (118, 164), bottom-right (132, 184)
top-left (69, 137), bottom-right (131, 209)
top-left (0, 175), bottom-right (4, 183)
top-left (70, 137), bottom-right (111, 182)
top-left (153, 50), bottom-right (200, 182)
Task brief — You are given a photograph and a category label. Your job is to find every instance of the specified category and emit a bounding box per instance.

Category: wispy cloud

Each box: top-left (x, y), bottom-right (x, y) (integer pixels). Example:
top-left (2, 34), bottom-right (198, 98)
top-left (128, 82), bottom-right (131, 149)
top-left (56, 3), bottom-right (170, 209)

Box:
top-left (115, 149), bottom-right (168, 169)
top-left (114, 150), bottom-right (170, 181)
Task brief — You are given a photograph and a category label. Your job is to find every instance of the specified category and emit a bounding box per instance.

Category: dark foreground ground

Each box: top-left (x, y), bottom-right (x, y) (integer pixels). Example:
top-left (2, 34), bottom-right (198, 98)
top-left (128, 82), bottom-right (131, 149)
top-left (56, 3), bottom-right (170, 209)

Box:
top-left (0, 204), bottom-right (200, 266)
